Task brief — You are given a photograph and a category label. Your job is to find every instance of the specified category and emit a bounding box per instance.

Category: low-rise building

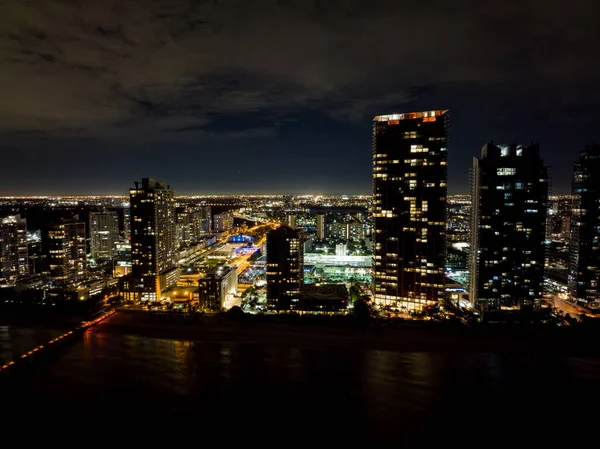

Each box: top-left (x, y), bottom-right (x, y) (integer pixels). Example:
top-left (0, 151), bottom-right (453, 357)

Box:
top-left (197, 264), bottom-right (238, 311)
top-left (299, 284), bottom-right (349, 314)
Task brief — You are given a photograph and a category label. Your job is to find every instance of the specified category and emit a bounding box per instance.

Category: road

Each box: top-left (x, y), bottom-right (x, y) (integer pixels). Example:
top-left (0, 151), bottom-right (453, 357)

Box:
top-left (175, 222), bottom-right (275, 303)
top-left (228, 226), bottom-right (270, 275)
top-left (230, 235), bottom-right (267, 276)
top-left (553, 293), bottom-right (585, 321)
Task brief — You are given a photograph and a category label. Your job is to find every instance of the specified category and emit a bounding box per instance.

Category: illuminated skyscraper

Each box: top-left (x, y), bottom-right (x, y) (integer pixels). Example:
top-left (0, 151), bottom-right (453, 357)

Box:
top-left (213, 211), bottom-right (234, 233)
top-left (372, 110), bottom-right (448, 312)
top-left (0, 214), bottom-right (29, 281)
top-left (199, 206), bottom-right (212, 235)
top-left (123, 206), bottom-right (131, 240)
top-left (470, 143), bottom-right (548, 310)
top-left (46, 215), bottom-right (86, 283)
top-left (266, 225), bottom-right (304, 310)
top-left (120, 178), bottom-right (179, 301)
top-left (316, 214), bottom-right (326, 240)
top-left (176, 207), bottom-right (207, 248)
top-left (89, 210), bottom-right (119, 260)
top-left (569, 144), bottom-right (600, 303)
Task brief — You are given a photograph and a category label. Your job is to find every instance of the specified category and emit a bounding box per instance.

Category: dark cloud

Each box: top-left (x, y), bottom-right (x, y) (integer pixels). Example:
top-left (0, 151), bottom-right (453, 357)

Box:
top-left (0, 0), bottom-right (599, 194)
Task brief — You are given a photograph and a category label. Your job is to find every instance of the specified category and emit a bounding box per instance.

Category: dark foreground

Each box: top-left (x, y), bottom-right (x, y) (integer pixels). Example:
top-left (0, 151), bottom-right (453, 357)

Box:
top-left (3, 312), bottom-right (600, 445)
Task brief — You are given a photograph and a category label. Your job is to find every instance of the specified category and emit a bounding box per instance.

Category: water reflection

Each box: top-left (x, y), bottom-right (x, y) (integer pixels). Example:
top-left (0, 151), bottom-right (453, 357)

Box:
top-left (4, 331), bottom-right (600, 442)
top-left (0, 325), bottom-right (62, 364)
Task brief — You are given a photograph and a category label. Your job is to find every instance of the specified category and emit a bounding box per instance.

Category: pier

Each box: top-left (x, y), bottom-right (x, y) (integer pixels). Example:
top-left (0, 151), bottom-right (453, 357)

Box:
top-left (0, 309), bottom-right (115, 382)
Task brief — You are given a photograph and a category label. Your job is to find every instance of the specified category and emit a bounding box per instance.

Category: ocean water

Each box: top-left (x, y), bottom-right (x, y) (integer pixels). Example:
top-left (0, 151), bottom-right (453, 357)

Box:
top-left (3, 327), bottom-right (600, 444)
top-left (0, 325), bottom-right (62, 364)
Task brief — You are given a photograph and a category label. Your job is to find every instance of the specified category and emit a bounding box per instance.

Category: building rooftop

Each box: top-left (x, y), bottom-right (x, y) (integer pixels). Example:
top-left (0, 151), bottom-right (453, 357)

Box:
top-left (1, 214), bottom-right (25, 224)
top-left (373, 110), bottom-right (448, 122)
top-left (201, 264), bottom-right (235, 281)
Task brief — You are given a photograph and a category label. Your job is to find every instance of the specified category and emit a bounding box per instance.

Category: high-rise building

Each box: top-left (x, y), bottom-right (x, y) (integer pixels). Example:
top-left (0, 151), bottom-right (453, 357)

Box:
top-left (120, 178), bottom-right (179, 301)
top-left (470, 143), bottom-right (549, 310)
top-left (176, 207), bottom-right (206, 248)
top-left (0, 214), bottom-right (29, 281)
top-left (199, 206), bottom-right (212, 235)
top-left (123, 206), bottom-right (131, 240)
top-left (372, 110), bottom-right (448, 311)
top-left (89, 210), bottom-right (119, 261)
top-left (266, 225), bottom-right (304, 310)
top-left (213, 211), bottom-right (234, 233)
top-left (547, 196), bottom-right (574, 241)
top-left (327, 218), bottom-right (365, 241)
top-left (329, 220), bottom-right (347, 239)
top-left (45, 215), bottom-right (86, 283)
top-left (27, 231), bottom-right (42, 275)
top-left (347, 219), bottom-right (365, 241)
top-left (316, 214), bottom-right (326, 240)
top-left (197, 264), bottom-right (238, 311)
top-left (568, 144), bottom-right (600, 304)
top-left (114, 240), bottom-right (132, 276)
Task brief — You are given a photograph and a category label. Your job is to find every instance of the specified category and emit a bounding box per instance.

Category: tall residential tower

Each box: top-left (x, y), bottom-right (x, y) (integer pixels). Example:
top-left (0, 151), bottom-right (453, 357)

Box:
top-left (266, 225), bottom-right (304, 310)
top-left (89, 210), bottom-right (119, 261)
top-left (470, 143), bottom-right (549, 310)
top-left (372, 110), bottom-right (449, 312)
top-left (120, 178), bottom-right (179, 301)
top-left (0, 214), bottom-right (29, 281)
top-left (45, 215), bottom-right (87, 284)
top-left (569, 144), bottom-right (600, 304)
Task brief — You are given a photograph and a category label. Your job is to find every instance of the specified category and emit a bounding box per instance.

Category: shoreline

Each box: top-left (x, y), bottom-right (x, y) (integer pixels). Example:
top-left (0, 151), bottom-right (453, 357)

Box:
top-left (91, 311), bottom-right (600, 356)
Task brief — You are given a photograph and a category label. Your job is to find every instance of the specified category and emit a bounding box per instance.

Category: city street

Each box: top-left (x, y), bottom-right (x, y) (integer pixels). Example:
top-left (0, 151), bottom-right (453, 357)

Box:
top-left (553, 293), bottom-right (584, 321)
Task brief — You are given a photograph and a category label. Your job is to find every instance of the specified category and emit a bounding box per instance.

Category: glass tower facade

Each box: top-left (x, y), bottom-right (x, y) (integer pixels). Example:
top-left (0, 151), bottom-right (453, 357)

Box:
top-left (372, 110), bottom-right (448, 312)
top-left (470, 143), bottom-right (548, 310)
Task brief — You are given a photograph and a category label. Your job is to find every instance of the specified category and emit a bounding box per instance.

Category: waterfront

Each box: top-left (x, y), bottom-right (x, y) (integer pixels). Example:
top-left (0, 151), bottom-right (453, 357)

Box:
top-left (3, 317), bottom-right (600, 444)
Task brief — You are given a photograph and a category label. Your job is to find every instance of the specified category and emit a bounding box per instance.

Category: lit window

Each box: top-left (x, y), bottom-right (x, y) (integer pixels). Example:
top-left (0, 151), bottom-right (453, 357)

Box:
top-left (497, 168), bottom-right (516, 176)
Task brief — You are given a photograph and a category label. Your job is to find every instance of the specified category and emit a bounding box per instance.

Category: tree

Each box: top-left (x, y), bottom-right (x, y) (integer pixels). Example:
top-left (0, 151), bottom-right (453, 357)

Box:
top-left (227, 306), bottom-right (246, 321)
top-left (349, 284), bottom-right (361, 303)
top-left (352, 298), bottom-right (373, 323)
top-left (241, 286), bottom-right (256, 299)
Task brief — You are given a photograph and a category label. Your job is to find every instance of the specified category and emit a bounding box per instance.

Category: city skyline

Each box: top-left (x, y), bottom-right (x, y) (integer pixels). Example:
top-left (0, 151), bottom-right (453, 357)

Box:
top-left (1, 1), bottom-right (599, 195)
top-left (2, 1), bottom-right (600, 437)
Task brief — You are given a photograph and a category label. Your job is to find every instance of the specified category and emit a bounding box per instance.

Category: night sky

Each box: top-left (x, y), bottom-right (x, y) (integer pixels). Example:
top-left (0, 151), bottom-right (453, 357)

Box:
top-left (1, 0), bottom-right (599, 196)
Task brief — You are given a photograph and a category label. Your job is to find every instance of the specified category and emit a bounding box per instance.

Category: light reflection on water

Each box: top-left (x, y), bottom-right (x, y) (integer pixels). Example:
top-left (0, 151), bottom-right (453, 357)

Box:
top-left (0, 325), bottom-right (62, 364)
top-left (4, 330), bottom-right (600, 442)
